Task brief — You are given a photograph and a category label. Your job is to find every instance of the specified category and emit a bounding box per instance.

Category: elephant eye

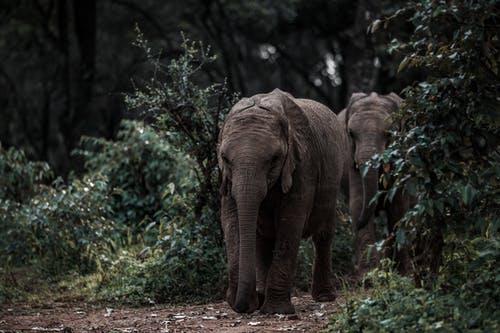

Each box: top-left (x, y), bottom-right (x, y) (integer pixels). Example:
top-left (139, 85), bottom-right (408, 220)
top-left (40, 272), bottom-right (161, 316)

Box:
top-left (221, 154), bottom-right (231, 165)
top-left (271, 154), bottom-right (280, 164)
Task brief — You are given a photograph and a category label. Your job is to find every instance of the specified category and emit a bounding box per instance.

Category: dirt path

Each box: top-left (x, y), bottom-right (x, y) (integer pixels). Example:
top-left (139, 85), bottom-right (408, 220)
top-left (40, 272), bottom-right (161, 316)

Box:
top-left (0, 295), bottom-right (340, 332)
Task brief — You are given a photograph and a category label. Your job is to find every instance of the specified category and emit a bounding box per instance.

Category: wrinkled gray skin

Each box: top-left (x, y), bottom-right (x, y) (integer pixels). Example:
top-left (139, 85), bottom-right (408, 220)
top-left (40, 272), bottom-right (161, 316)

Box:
top-left (218, 89), bottom-right (346, 314)
top-left (339, 92), bottom-right (411, 276)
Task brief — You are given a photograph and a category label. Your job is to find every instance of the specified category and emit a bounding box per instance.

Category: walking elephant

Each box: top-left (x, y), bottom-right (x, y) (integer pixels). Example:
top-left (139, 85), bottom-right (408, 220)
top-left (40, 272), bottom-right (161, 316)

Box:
top-left (338, 92), bottom-right (412, 277)
top-left (217, 89), bottom-right (347, 314)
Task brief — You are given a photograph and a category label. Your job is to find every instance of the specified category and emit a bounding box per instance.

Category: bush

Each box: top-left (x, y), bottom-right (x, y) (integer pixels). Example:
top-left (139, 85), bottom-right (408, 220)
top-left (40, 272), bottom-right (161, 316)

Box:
top-left (89, 32), bottom-right (235, 304)
top-left (0, 144), bottom-right (52, 203)
top-left (329, 1), bottom-right (500, 330)
top-left (98, 195), bottom-right (226, 304)
top-left (329, 239), bottom-right (500, 333)
top-left (1, 174), bottom-right (116, 275)
top-left (125, 30), bottom-right (238, 222)
top-left (75, 120), bottom-right (192, 239)
top-left (369, 0), bottom-right (500, 279)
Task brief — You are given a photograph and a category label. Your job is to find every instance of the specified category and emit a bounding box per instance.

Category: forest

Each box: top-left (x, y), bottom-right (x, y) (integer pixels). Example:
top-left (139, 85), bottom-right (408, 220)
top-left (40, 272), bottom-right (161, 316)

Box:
top-left (0, 0), bottom-right (498, 332)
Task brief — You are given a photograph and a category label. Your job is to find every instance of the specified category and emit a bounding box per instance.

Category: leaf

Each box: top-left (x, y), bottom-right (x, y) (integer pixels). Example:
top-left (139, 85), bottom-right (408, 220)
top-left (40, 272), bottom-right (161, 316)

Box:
top-left (369, 19), bottom-right (382, 33)
top-left (398, 57), bottom-right (410, 73)
top-left (395, 229), bottom-right (407, 250)
top-left (361, 163), bottom-right (371, 178)
top-left (387, 187), bottom-right (398, 203)
top-left (461, 184), bottom-right (476, 206)
top-left (145, 221), bottom-right (156, 232)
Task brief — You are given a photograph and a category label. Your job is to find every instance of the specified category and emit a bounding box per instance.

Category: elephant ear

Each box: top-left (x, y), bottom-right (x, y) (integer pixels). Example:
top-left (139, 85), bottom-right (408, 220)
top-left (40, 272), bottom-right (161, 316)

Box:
top-left (219, 164), bottom-right (232, 196)
top-left (345, 92), bottom-right (368, 127)
top-left (261, 89), bottom-right (310, 194)
top-left (217, 123), bottom-right (232, 196)
top-left (384, 92), bottom-right (403, 111)
top-left (384, 92), bottom-right (405, 130)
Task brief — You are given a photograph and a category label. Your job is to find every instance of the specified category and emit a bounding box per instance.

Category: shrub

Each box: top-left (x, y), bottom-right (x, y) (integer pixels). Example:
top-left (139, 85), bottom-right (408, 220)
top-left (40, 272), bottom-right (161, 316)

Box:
top-left (98, 194), bottom-right (226, 304)
top-left (329, 239), bottom-right (500, 332)
top-left (92, 32), bottom-right (235, 304)
top-left (0, 144), bottom-right (52, 203)
top-left (0, 174), bottom-right (116, 275)
top-left (369, 0), bottom-right (500, 279)
top-left (125, 30), bottom-right (238, 222)
top-left (75, 120), bottom-right (192, 240)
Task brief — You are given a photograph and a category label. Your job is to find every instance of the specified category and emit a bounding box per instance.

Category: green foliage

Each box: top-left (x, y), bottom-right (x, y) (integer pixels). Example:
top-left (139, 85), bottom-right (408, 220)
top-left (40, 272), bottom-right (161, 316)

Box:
top-left (369, 0), bottom-right (499, 275)
top-left (329, 243), bottom-right (500, 333)
top-left (98, 199), bottom-right (226, 304)
top-left (0, 142), bottom-right (116, 276)
top-left (0, 268), bottom-right (24, 304)
top-left (332, 215), bottom-right (354, 275)
top-left (75, 120), bottom-right (193, 238)
top-left (1, 174), bottom-right (116, 275)
top-left (125, 30), bottom-right (238, 220)
top-left (1, 34), bottom-right (234, 304)
top-left (295, 241), bottom-right (314, 291)
top-left (329, 2), bottom-right (500, 331)
top-left (0, 145), bottom-right (52, 202)
top-left (88, 35), bottom-right (234, 304)
top-left (89, 33), bottom-right (235, 304)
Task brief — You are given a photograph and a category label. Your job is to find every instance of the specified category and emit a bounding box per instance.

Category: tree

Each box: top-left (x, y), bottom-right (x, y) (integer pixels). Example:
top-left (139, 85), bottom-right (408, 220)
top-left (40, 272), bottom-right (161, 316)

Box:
top-left (0, 0), bottom-right (411, 175)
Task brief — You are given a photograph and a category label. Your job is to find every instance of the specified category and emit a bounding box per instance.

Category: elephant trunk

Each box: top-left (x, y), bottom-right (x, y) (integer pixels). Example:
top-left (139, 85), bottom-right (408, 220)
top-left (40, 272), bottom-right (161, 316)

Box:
top-left (232, 168), bottom-right (266, 313)
top-left (357, 166), bottom-right (378, 230)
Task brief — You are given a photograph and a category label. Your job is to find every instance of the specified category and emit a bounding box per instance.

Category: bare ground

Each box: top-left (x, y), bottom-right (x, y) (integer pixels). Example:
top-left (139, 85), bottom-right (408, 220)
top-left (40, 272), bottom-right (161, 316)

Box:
top-left (0, 294), bottom-right (340, 333)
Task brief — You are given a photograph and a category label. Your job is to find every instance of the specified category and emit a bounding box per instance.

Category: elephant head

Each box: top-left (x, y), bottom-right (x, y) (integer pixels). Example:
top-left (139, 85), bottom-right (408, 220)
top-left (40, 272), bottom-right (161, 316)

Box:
top-left (345, 92), bottom-right (403, 230)
top-left (217, 89), bottom-right (310, 313)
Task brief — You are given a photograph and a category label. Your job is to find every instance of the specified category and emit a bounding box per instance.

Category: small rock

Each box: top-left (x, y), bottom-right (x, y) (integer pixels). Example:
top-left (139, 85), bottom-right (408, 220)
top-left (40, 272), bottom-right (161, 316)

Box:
top-left (172, 314), bottom-right (187, 320)
top-left (202, 316), bottom-right (217, 320)
top-left (248, 321), bottom-right (262, 326)
top-left (104, 308), bottom-right (113, 317)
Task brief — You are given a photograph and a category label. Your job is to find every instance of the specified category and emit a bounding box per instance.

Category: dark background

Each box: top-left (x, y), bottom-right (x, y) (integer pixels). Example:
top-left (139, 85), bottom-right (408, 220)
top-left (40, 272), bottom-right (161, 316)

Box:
top-left (0, 0), bottom-right (413, 175)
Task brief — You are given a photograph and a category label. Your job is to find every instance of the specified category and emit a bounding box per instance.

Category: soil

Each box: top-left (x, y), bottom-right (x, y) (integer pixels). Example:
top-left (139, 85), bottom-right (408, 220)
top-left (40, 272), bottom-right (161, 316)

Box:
top-left (0, 295), bottom-right (340, 333)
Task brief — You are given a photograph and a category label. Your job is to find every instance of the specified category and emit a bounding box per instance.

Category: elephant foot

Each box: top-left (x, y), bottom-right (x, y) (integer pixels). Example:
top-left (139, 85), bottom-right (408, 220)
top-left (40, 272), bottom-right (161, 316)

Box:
top-left (312, 289), bottom-right (336, 302)
top-left (260, 301), bottom-right (295, 314)
top-left (226, 288), bottom-right (236, 308)
top-left (227, 289), bottom-right (259, 314)
top-left (257, 291), bottom-right (265, 309)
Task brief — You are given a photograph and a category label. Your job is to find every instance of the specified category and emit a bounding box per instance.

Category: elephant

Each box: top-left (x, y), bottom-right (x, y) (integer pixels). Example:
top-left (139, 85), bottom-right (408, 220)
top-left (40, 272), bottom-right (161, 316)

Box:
top-left (217, 89), bottom-right (347, 314)
top-left (338, 92), bottom-right (412, 277)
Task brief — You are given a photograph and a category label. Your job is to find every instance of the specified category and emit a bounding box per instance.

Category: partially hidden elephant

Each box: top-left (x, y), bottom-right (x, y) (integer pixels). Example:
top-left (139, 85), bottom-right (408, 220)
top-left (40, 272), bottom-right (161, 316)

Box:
top-left (338, 92), bottom-right (412, 277)
top-left (217, 89), bottom-right (347, 314)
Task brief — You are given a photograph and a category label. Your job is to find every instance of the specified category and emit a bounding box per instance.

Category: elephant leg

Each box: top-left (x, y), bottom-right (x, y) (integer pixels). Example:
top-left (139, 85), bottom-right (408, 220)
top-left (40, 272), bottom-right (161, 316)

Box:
top-left (260, 213), bottom-right (305, 314)
top-left (349, 171), bottom-right (378, 280)
top-left (386, 191), bottom-right (411, 275)
top-left (311, 229), bottom-right (335, 301)
top-left (221, 196), bottom-right (239, 308)
top-left (352, 216), bottom-right (378, 280)
top-left (256, 233), bottom-right (274, 308)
